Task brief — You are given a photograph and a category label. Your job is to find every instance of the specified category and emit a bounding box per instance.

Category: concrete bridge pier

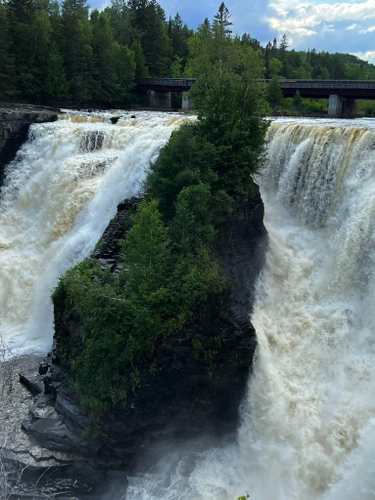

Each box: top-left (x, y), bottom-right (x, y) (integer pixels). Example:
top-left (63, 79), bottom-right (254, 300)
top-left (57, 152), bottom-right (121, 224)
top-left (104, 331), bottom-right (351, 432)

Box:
top-left (149, 90), bottom-right (171, 108)
top-left (328, 95), bottom-right (343, 116)
top-left (182, 92), bottom-right (193, 110)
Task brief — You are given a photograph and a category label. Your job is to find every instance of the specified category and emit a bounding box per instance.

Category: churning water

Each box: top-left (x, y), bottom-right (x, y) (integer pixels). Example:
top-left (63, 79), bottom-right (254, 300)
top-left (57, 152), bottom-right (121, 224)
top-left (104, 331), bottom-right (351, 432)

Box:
top-left (2, 113), bottom-right (375, 499)
top-left (125, 118), bottom-right (375, 499)
top-left (0, 110), bottom-right (185, 353)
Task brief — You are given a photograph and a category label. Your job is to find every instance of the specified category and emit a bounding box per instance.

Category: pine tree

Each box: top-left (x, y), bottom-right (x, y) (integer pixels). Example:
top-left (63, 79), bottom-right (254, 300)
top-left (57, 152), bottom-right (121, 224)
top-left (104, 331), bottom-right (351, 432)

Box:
top-left (213, 2), bottom-right (232, 33)
top-left (60, 0), bottom-right (94, 100)
top-left (128, 0), bottom-right (171, 76)
top-left (7, 0), bottom-right (39, 98)
top-left (0, 4), bottom-right (16, 99)
top-left (90, 10), bottom-right (119, 102)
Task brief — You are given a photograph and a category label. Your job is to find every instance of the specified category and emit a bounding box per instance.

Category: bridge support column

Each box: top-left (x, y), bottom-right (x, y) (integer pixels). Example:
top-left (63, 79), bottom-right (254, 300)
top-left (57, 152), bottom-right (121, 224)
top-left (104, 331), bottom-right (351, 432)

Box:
top-left (182, 92), bottom-right (193, 110)
top-left (149, 90), bottom-right (171, 108)
top-left (328, 95), bottom-right (343, 116)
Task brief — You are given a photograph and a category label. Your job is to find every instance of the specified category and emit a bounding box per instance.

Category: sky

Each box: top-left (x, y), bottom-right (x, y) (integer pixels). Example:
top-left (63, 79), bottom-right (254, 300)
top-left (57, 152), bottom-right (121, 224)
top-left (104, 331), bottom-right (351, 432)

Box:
top-left (91, 0), bottom-right (375, 64)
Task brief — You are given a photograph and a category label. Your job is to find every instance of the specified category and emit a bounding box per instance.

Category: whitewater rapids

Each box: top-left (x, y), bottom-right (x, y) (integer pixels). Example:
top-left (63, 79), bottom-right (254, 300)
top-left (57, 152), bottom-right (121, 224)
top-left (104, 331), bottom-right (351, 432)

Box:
top-left (125, 118), bottom-right (375, 499)
top-left (2, 111), bottom-right (375, 499)
top-left (0, 110), bottom-right (186, 353)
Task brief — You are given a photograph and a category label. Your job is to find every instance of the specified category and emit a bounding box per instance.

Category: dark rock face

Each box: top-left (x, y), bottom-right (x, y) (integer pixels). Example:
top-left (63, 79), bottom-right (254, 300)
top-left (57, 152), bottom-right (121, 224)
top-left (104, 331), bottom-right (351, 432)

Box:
top-left (0, 105), bottom-right (59, 187)
top-left (16, 188), bottom-right (266, 497)
top-left (0, 355), bottom-right (119, 500)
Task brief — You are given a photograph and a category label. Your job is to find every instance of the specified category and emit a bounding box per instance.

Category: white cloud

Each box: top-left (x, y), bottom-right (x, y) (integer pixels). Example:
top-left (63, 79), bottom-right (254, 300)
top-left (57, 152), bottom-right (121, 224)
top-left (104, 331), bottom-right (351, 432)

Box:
top-left (267, 0), bottom-right (375, 29)
top-left (359, 24), bottom-right (375, 33)
top-left (354, 50), bottom-right (375, 63)
top-left (290, 27), bottom-right (317, 35)
top-left (259, 0), bottom-right (375, 62)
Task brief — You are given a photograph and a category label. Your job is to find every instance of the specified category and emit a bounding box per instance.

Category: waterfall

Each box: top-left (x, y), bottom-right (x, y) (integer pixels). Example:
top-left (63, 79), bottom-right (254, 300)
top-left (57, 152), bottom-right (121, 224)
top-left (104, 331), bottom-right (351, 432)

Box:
top-left (0, 110), bottom-right (185, 353)
top-left (240, 119), bottom-right (375, 499)
top-left (124, 118), bottom-right (375, 499)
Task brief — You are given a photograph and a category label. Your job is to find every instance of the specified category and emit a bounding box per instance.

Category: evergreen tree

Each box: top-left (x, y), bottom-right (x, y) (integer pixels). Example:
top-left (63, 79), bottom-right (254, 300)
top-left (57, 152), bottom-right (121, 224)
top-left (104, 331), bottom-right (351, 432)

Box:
top-left (7, 0), bottom-right (39, 98)
top-left (90, 10), bottom-right (119, 102)
top-left (0, 4), bottom-right (16, 99)
top-left (105, 0), bottom-right (139, 47)
top-left (167, 12), bottom-right (191, 73)
top-left (213, 1), bottom-right (232, 33)
top-left (266, 76), bottom-right (283, 113)
top-left (60, 0), bottom-right (94, 100)
top-left (130, 41), bottom-right (148, 77)
top-left (188, 7), bottom-right (268, 205)
top-left (128, 0), bottom-right (171, 76)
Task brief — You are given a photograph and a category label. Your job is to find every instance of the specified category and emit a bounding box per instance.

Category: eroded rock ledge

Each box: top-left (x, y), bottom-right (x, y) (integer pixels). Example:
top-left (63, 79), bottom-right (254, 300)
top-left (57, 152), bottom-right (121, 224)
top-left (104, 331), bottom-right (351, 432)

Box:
top-left (0, 104), bottom-right (59, 186)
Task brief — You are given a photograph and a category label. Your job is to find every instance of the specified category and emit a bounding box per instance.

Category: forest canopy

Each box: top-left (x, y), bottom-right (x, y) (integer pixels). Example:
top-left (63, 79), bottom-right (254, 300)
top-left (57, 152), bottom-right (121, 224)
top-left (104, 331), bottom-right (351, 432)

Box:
top-left (1, 0), bottom-right (375, 105)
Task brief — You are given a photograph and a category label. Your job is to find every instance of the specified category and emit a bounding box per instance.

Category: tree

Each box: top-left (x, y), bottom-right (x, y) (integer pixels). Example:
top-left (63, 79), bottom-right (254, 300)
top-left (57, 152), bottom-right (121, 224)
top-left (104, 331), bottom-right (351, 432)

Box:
top-left (128, 0), bottom-right (171, 76)
top-left (279, 33), bottom-right (289, 76)
top-left (130, 41), bottom-right (148, 77)
top-left (292, 89), bottom-right (303, 113)
top-left (60, 0), bottom-right (94, 100)
top-left (167, 12), bottom-right (191, 73)
top-left (90, 10), bottom-right (119, 102)
top-left (266, 76), bottom-right (283, 114)
top-left (241, 32), bottom-right (260, 50)
top-left (188, 11), bottom-right (268, 202)
top-left (213, 1), bottom-right (232, 33)
top-left (7, 0), bottom-right (38, 98)
top-left (0, 4), bottom-right (16, 99)
top-left (105, 0), bottom-right (138, 47)
top-left (268, 57), bottom-right (282, 77)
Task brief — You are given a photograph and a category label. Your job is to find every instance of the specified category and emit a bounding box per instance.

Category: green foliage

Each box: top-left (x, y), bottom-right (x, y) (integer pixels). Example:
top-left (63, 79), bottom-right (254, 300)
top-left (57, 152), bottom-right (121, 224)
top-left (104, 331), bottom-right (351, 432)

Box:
top-left (266, 76), bottom-right (283, 113)
top-left (146, 122), bottom-right (218, 221)
top-left (187, 20), bottom-right (268, 199)
top-left (52, 5), bottom-right (268, 429)
top-left (54, 193), bottom-right (225, 423)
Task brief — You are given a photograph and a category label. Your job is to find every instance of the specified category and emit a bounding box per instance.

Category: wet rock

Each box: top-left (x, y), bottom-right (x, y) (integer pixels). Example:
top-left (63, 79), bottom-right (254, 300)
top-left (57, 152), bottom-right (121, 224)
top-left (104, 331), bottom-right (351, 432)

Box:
top-left (0, 104), bottom-right (59, 188)
top-left (19, 373), bottom-right (44, 395)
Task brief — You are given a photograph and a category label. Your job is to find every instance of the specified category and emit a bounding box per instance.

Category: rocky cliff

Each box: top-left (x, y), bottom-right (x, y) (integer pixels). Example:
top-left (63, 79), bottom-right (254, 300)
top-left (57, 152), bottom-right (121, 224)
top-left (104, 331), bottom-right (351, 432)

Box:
top-left (11, 187), bottom-right (266, 496)
top-left (0, 104), bottom-right (58, 186)
top-left (0, 107), bottom-right (267, 498)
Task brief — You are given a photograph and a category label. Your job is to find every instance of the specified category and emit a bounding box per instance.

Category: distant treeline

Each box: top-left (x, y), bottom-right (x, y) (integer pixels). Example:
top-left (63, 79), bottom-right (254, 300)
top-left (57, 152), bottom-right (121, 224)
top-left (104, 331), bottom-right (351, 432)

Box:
top-left (1, 0), bottom-right (375, 106)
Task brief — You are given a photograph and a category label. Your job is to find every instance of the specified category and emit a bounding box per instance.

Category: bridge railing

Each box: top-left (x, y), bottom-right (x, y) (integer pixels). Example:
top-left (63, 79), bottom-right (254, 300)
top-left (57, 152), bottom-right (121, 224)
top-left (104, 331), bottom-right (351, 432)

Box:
top-left (136, 78), bottom-right (196, 88)
top-left (272, 79), bottom-right (375, 90)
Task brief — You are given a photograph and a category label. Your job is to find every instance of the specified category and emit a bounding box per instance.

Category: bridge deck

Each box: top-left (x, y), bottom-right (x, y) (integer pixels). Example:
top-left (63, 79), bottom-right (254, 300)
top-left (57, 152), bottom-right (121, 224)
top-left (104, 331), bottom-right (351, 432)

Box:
top-left (134, 78), bottom-right (375, 99)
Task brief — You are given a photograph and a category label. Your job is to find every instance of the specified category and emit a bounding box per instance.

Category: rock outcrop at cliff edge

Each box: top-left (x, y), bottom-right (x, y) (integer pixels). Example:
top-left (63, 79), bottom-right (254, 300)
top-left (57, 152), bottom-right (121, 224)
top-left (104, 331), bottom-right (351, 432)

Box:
top-left (0, 104), bottom-right (59, 186)
top-left (16, 188), bottom-right (266, 498)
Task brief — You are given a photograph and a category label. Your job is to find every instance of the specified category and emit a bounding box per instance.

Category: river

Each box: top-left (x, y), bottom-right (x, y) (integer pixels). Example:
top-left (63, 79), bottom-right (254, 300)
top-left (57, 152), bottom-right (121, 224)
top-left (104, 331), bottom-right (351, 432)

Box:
top-left (1, 113), bottom-right (375, 499)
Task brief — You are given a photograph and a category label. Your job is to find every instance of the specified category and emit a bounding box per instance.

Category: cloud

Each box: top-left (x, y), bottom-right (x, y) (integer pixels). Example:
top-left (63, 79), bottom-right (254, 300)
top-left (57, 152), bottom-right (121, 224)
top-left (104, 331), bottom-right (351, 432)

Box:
top-left (256, 0), bottom-right (375, 62)
top-left (359, 24), bottom-right (375, 33)
top-left (354, 50), bottom-right (375, 63)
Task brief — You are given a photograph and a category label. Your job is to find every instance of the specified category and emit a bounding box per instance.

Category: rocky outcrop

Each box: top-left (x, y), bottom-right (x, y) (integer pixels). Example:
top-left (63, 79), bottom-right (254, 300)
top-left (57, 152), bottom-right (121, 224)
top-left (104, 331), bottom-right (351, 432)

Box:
top-left (0, 104), bottom-right (59, 187)
top-left (0, 355), bottom-right (119, 500)
top-left (12, 188), bottom-right (266, 498)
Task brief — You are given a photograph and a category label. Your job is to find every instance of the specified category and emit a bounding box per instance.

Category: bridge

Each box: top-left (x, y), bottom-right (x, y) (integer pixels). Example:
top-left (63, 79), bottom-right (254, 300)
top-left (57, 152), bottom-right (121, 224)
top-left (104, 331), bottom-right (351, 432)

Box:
top-left (134, 78), bottom-right (375, 115)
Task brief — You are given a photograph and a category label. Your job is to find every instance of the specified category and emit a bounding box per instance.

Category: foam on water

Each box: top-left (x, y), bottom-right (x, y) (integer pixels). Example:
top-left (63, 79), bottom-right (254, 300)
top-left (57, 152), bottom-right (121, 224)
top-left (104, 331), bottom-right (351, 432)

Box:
top-left (123, 117), bottom-right (375, 499)
top-left (0, 110), bottom-right (187, 353)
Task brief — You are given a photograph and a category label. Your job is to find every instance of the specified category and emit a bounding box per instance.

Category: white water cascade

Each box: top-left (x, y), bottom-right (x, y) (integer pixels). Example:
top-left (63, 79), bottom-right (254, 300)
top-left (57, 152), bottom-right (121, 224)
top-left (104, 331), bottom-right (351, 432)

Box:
top-left (0, 110), bottom-right (185, 353)
top-left (3, 112), bottom-right (375, 499)
top-left (125, 118), bottom-right (375, 500)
